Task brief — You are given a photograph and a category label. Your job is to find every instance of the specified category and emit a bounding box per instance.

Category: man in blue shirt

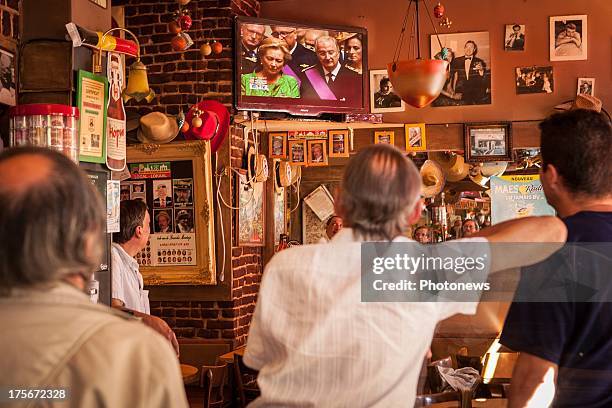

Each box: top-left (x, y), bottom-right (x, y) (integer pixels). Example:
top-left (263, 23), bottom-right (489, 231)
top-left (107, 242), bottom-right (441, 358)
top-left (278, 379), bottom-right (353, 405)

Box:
top-left (501, 109), bottom-right (612, 407)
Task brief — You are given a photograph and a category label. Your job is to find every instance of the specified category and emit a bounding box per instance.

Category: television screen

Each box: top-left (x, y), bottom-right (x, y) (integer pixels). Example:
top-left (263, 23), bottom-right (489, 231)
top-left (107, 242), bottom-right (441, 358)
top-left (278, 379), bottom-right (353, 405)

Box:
top-left (235, 16), bottom-right (368, 116)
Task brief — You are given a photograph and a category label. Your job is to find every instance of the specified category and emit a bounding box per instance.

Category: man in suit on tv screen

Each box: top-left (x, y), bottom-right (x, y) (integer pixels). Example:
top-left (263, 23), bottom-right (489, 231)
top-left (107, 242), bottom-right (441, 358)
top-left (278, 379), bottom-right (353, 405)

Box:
top-left (301, 36), bottom-right (360, 105)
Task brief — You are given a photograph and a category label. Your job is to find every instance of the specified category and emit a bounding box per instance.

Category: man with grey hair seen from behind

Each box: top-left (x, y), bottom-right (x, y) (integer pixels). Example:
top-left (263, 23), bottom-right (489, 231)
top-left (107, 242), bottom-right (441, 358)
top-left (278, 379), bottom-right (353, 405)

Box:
top-left (244, 144), bottom-right (566, 407)
top-left (0, 147), bottom-right (188, 408)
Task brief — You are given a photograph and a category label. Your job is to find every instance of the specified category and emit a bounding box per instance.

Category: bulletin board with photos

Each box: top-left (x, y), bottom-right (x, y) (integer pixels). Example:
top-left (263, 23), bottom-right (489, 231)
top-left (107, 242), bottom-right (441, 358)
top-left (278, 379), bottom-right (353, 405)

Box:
top-left (124, 142), bottom-right (216, 285)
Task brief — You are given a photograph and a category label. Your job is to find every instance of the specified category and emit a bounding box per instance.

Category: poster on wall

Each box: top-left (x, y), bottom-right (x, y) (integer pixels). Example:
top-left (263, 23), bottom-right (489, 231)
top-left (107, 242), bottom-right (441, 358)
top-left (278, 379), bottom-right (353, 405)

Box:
top-left (77, 70), bottom-right (107, 163)
top-left (106, 180), bottom-right (120, 233)
top-left (490, 175), bottom-right (555, 224)
top-left (106, 52), bottom-right (127, 171)
top-left (135, 234), bottom-right (197, 267)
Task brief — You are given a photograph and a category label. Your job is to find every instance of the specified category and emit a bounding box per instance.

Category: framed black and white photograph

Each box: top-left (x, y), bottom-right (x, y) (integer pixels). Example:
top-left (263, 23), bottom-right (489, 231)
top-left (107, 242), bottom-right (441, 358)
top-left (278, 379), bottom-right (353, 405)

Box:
top-left (550, 15), bottom-right (587, 61)
top-left (430, 31), bottom-right (491, 107)
top-left (504, 24), bottom-right (525, 51)
top-left (369, 69), bottom-right (405, 113)
top-left (465, 123), bottom-right (512, 162)
top-left (0, 48), bottom-right (16, 106)
top-left (515, 66), bottom-right (554, 95)
top-left (577, 77), bottom-right (595, 96)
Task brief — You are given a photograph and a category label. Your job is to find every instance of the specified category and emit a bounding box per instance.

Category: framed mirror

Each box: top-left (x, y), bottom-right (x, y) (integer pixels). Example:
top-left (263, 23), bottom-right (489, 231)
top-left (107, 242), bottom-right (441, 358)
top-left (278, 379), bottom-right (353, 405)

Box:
top-left (125, 141), bottom-right (216, 285)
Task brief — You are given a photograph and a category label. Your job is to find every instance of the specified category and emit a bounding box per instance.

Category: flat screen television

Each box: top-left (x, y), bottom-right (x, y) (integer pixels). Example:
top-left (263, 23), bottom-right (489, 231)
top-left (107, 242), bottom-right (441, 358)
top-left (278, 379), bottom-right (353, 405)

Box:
top-left (234, 16), bottom-right (368, 116)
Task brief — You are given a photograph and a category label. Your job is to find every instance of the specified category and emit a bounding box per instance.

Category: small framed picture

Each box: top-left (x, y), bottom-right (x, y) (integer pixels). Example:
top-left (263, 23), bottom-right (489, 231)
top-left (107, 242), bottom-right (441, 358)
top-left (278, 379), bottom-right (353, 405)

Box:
top-left (307, 140), bottom-right (328, 166)
top-left (328, 130), bottom-right (350, 158)
top-left (269, 132), bottom-right (287, 159)
top-left (504, 24), bottom-right (525, 51)
top-left (577, 77), bottom-right (595, 96)
top-left (464, 122), bottom-right (513, 162)
top-left (550, 15), bottom-right (587, 61)
top-left (369, 69), bottom-right (405, 113)
top-left (405, 123), bottom-right (427, 152)
top-left (374, 131), bottom-right (395, 145)
top-left (0, 48), bottom-right (16, 106)
top-left (288, 140), bottom-right (307, 165)
top-left (515, 66), bottom-right (554, 94)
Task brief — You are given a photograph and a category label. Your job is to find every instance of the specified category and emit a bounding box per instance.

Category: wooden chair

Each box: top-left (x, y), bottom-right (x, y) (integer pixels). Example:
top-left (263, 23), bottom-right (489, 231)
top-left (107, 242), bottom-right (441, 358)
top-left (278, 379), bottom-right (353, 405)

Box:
top-left (201, 363), bottom-right (227, 408)
top-left (233, 354), bottom-right (260, 408)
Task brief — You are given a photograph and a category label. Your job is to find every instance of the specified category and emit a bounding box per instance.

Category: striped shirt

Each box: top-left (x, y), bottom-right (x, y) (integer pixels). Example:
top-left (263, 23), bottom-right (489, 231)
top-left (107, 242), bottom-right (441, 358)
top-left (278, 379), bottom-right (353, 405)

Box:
top-left (245, 228), bottom-right (489, 407)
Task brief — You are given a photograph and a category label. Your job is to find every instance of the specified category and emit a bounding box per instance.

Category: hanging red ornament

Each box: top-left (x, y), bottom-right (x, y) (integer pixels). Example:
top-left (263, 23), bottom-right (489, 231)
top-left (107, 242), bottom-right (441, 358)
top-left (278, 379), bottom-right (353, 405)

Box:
top-left (171, 34), bottom-right (187, 51)
top-left (200, 42), bottom-right (212, 57)
top-left (212, 41), bottom-right (223, 54)
top-left (433, 3), bottom-right (445, 18)
top-left (192, 116), bottom-right (203, 128)
top-left (181, 121), bottom-right (190, 133)
top-left (179, 14), bottom-right (192, 31)
top-left (169, 20), bottom-right (182, 34)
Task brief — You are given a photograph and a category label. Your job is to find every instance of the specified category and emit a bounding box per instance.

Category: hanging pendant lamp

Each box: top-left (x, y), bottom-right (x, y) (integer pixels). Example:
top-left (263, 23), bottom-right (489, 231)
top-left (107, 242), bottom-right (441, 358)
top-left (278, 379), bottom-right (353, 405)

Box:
top-left (387, 0), bottom-right (449, 108)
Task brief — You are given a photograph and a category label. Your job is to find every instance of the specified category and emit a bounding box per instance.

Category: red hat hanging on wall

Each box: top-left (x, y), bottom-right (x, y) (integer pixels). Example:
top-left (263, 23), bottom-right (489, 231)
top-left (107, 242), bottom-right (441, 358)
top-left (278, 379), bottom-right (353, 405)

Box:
top-left (183, 100), bottom-right (230, 153)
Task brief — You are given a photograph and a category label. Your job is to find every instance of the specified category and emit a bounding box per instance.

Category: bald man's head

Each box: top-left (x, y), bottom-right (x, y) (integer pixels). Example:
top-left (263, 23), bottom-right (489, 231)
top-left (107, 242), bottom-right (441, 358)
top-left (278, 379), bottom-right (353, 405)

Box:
top-left (0, 147), bottom-right (105, 292)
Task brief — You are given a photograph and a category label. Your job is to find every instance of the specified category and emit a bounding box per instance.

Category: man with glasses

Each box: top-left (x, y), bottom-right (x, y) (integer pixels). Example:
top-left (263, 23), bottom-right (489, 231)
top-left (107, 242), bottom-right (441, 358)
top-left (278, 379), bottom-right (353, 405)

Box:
top-left (301, 35), bottom-right (360, 104)
top-left (271, 25), bottom-right (318, 83)
top-left (240, 23), bottom-right (265, 74)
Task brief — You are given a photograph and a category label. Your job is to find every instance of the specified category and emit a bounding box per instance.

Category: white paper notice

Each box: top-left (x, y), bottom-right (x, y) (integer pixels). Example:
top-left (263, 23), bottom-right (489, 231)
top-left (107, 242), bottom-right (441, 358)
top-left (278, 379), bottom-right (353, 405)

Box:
top-left (107, 180), bottom-right (120, 233)
top-left (303, 185), bottom-right (335, 221)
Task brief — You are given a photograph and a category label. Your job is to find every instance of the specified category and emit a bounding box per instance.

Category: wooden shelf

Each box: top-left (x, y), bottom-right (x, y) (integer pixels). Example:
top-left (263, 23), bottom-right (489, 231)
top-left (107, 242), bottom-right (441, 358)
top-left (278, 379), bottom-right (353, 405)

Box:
top-left (240, 120), bottom-right (405, 132)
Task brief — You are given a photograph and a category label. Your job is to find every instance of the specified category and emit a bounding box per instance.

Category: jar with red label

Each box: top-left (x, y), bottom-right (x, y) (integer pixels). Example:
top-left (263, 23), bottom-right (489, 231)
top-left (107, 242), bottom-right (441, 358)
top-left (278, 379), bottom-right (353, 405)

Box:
top-left (9, 104), bottom-right (80, 162)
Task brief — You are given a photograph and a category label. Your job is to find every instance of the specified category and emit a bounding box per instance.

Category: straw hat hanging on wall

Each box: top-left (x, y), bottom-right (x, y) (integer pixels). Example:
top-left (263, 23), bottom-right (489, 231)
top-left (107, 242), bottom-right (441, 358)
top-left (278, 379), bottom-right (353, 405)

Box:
top-left (420, 160), bottom-right (445, 198)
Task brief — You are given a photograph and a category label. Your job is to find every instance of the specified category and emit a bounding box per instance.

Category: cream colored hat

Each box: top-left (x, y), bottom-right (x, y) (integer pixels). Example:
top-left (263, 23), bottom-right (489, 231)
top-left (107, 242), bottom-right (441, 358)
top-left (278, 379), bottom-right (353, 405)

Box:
top-left (429, 152), bottom-right (469, 182)
top-left (420, 160), bottom-right (445, 198)
top-left (468, 164), bottom-right (489, 187)
top-left (137, 112), bottom-right (179, 144)
top-left (480, 161), bottom-right (508, 177)
top-left (554, 94), bottom-right (602, 113)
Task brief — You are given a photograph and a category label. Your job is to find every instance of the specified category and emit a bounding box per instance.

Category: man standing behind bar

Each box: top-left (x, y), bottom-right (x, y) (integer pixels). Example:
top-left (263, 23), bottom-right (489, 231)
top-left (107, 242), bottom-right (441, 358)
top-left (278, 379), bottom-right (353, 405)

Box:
top-left (0, 147), bottom-right (187, 407)
top-left (244, 144), bottom-right (566, 407)
top-left (112, 199), bottom-right (179, 355)
top-left (501, 109), bottom-right (612, 408)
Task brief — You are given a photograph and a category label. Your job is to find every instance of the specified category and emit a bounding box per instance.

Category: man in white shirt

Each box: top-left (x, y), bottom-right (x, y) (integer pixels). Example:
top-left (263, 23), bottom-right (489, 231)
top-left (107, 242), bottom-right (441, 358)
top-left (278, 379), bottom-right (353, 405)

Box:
top-left (245, 144), bottom-right (566, 407)
top-left (112, 199), bottom-right (179, 355)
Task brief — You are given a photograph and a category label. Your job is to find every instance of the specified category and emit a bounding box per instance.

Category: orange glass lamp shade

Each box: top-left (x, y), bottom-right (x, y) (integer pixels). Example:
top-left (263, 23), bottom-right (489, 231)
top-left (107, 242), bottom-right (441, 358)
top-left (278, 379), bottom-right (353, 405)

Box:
top-left (123, 60), bottom-right (155, 103)
top-left (387, 59), bottom-right (449, 108)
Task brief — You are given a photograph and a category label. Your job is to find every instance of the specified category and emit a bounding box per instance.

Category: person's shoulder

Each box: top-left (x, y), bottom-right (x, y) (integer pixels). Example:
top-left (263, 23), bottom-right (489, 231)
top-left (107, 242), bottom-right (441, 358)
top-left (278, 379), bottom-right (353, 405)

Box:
top-left (283, 73), bottom-right (299, 85)
top-left (266, 244), bottom-right (328, 273)
top-left (339, 65), bottom-right (359, 77)
top-left (301, 63), bottom-right (320, 73)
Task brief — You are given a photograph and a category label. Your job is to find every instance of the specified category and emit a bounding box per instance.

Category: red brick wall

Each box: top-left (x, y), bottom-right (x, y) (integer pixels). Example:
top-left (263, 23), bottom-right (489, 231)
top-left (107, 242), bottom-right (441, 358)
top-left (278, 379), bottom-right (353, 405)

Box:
top-left (117, 0), bottom-right (262, 348)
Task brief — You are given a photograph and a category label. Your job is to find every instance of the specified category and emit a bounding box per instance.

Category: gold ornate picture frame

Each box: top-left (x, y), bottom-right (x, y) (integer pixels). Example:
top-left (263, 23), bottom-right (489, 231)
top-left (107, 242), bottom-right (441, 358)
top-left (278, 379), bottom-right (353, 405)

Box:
top-left (126, 141), bottom-right (216, 285)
